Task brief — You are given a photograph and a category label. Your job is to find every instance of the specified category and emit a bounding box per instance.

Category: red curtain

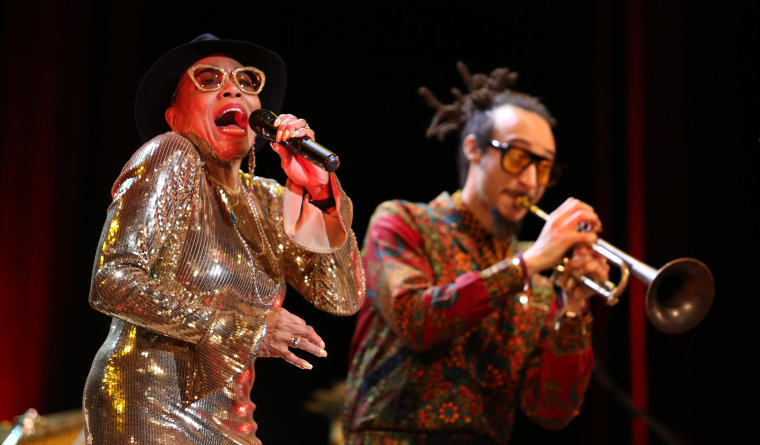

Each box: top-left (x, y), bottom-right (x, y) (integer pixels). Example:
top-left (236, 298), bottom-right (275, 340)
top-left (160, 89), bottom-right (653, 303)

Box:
top-left (0, 0), bottom-right (141, 421)
top-left (0, 3), bottom-right (62, 421)
top-left (625, 0), bottom-right (649, 442)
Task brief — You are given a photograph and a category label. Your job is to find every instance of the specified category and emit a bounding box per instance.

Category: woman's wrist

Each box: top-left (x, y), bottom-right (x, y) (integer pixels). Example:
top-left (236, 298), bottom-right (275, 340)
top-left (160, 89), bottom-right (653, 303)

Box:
top-left (306, 177), bottom-right (334, 210)
top-left (306, 181), bottom-right (331, 201)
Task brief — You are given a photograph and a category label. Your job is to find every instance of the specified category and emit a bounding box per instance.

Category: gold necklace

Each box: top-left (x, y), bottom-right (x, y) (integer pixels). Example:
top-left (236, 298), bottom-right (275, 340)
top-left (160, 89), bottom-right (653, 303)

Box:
top-left (211, 173), bottom-right (281, 278)
top-left (209, 175), bottom-right (242, 223)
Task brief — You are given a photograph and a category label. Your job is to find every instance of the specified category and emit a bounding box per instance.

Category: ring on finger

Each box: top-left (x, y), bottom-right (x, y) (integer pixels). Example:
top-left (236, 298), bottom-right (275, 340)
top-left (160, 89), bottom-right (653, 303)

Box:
top-left (290, 336), bottom-right (301, 348)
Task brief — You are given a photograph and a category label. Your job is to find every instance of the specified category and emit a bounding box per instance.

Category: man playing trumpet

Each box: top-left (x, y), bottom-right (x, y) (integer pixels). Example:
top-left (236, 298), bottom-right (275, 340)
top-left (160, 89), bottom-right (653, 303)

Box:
top-left (341, 62), bottom-right (610, 444)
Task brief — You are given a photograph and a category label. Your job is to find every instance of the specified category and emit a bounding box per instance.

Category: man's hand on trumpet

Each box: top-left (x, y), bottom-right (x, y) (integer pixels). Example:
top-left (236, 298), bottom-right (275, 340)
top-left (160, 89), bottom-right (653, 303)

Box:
top-left (559, 244), bottom-right (611, 313)
top-left (520, 197), bottom-right (610, 313)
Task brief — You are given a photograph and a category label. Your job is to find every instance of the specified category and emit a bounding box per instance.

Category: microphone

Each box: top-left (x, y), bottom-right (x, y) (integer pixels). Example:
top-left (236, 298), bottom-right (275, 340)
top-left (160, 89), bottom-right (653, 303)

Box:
top-left (249, 109), bottom-right (340, 172)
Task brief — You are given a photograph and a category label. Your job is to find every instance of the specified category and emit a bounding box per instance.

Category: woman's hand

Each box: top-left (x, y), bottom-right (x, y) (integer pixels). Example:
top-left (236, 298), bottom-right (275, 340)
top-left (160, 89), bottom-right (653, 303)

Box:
top-left (270, 113), bottom-right (331, 200)
top-left (257, 307), bottom-right (327, 370)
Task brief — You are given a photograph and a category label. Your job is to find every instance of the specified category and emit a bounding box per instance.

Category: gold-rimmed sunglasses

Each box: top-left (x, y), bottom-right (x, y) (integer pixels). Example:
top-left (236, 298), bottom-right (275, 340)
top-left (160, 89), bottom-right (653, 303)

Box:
top-left (186, 64), bottom-right (266, 95)
top-left (485, 139), bottom-right (562, 186)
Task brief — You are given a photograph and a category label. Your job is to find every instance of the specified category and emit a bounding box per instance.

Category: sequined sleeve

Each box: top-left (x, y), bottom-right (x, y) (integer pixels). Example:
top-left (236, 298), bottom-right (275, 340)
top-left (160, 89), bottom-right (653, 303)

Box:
top-left (247, 174), bottom-right (365, 316)
top-left (89, 133), bottom-right (267, 401)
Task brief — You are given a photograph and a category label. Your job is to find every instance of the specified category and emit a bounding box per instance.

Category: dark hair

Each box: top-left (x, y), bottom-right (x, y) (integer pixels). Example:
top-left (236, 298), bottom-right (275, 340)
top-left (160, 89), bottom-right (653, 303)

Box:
top-left (419, 61), bottom-right (555, 187)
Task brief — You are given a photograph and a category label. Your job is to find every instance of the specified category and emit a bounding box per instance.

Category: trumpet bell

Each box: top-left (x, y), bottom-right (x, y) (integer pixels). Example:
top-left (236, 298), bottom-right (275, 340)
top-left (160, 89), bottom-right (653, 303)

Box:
top-left (646, 258), bottom-right (715, 334)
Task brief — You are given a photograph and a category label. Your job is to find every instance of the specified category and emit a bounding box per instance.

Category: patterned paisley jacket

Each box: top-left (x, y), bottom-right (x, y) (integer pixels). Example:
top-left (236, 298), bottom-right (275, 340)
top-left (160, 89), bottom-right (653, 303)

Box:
top-left (342, 191), bottom-right (592, 444)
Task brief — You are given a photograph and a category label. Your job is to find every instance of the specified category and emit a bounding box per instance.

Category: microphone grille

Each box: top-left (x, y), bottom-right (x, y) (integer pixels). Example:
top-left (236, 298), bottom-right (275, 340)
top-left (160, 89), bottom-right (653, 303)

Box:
top-left (249, 109), bottom-right (278, 140)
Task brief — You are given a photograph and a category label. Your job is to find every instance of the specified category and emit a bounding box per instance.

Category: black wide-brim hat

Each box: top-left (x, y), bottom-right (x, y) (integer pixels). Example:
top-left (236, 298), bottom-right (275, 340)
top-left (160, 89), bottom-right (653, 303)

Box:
top-left (135, 33), bottom-right (287, 143)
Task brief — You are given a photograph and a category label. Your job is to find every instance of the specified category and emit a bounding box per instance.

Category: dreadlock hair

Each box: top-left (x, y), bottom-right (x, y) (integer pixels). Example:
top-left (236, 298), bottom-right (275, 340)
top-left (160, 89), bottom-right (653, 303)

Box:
top-left (418, 61), bottom-right (556, 188)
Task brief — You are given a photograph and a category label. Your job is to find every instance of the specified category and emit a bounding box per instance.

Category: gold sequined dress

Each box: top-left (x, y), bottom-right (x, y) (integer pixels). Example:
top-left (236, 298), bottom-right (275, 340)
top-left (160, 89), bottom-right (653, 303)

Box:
top-left (82, 132), bottom-right (365, 444)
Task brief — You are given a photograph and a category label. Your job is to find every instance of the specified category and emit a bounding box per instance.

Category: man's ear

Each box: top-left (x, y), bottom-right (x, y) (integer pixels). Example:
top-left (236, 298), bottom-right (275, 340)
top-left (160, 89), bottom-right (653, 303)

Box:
top-left (462, 134), bottom-right (482, 163)
top-left (165, 107), bottom-right (178, 131)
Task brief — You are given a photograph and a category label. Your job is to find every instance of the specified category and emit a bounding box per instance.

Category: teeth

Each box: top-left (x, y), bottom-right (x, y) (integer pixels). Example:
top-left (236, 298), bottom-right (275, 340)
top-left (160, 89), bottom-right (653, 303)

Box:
top-left (215, 108), bottom-right (245, 127)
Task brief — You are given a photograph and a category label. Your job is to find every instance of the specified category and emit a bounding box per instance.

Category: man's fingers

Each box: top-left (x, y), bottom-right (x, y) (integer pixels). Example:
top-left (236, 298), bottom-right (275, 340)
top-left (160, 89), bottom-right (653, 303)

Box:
top-left (567, 254), bottom-right (610, 282)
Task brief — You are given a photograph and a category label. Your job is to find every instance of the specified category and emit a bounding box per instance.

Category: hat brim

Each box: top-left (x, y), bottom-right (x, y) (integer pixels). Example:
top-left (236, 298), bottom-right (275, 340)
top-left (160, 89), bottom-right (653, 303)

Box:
top-left (134, 35), bottom-right (287, 148)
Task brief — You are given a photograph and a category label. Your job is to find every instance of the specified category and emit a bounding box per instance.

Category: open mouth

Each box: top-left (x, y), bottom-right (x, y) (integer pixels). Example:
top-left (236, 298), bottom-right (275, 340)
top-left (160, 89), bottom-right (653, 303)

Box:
top-left (214, 106), bottom-right (248, 133)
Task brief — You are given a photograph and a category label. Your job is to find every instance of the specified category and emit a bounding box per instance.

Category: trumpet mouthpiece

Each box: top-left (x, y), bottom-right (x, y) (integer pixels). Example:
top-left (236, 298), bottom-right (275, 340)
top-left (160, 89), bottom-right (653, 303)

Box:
top-left (515, 196), bottom-right (531, 209)
top-left (515, 196), bottom-right (550, 220)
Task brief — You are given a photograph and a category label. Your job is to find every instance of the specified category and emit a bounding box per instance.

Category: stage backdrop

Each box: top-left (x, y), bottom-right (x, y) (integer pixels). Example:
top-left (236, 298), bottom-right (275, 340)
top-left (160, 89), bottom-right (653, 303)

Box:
top-left (1, 1), bottom-right (757, 444)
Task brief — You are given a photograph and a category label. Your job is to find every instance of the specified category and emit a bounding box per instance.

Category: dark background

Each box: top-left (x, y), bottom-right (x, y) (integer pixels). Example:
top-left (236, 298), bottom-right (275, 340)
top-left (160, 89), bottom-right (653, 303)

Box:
top-left (1, 1), bottom-right (758, 444)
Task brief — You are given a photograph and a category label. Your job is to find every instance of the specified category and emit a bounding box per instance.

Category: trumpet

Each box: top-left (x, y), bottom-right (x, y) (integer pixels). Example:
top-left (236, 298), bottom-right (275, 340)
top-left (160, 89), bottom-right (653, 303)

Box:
top-left (516, 196), bottom-right (714, 334)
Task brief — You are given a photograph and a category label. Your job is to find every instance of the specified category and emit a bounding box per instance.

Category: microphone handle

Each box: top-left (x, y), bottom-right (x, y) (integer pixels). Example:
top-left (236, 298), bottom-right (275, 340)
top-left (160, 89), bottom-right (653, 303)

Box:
top-left (284, 138), bottom-right (340, 172)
